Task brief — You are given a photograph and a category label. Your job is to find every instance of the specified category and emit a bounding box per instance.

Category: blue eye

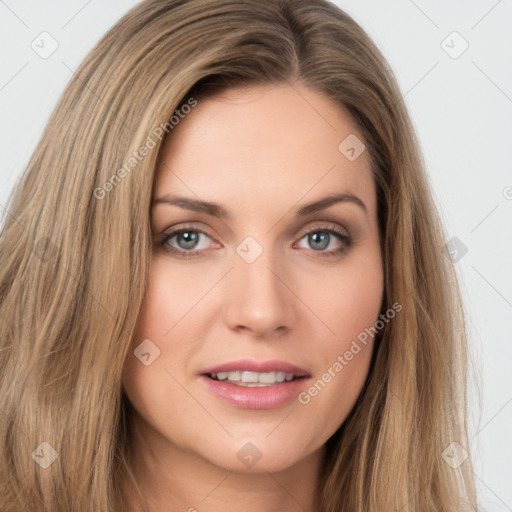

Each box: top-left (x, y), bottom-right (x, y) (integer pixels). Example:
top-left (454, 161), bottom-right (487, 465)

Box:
top-left (160, 229), bottom-right (213, 258)
top-left (295, 228), bottom-right (353, 257)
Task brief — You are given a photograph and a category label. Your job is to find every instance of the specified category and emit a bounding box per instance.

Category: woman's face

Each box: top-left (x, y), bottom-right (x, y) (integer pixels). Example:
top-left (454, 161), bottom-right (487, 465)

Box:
top-left (122, 82), bottom-right (384, 474)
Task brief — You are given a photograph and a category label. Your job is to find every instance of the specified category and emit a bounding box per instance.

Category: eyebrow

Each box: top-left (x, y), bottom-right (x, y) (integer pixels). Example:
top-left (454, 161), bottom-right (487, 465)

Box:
top-left (152, 191), bottom-right (368, 218)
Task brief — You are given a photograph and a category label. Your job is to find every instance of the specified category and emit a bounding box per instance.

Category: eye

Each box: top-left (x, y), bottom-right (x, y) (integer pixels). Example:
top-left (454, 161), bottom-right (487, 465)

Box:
top-left (160, 227), bottom-right (218, 258)
top-left (294, 225), bottom-right (353, 257)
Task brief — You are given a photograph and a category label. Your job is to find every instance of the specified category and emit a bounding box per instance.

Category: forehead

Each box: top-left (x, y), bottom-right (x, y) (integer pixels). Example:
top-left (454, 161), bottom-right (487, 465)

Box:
top-left (154, 83), bottom-right (375, 216)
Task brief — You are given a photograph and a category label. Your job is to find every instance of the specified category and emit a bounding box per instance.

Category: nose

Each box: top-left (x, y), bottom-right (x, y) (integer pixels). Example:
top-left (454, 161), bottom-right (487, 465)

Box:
top-left (223, 247), bottom-right (297, 337)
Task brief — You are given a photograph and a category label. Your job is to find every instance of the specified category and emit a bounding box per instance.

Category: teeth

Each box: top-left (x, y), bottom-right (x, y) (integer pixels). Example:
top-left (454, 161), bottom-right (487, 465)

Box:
top-left (276, 371), bottom-right (286, 382)
top-left (209, 370), bottom-right (297, 386)
top-left (242, 371), bottom-right (259, 383)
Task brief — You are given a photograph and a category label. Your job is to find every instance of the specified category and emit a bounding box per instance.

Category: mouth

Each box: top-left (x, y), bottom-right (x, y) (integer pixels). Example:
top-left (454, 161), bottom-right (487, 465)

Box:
top-left (205, 371), bottom-right (306, 387)
top-left (198, 359), bottom-right (311, 409)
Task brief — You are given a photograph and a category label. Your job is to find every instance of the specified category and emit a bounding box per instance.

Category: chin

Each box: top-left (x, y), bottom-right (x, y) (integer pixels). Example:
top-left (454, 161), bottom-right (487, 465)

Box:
top-left (195, 434), bottom-right (317, 474)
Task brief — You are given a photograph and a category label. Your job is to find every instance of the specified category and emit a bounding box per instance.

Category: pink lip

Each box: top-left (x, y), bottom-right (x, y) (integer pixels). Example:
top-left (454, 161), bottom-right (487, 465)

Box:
top-left (199, 358), bottom-right (310, 377)
top-left (198, 358), bottom-right (311, 410)
top-left (199, 375), bottom-right (310, 409)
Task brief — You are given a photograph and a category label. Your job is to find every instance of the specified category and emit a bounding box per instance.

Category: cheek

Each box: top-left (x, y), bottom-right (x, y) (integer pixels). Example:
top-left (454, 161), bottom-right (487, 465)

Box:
top-left (121, 260), bottom-right (180, 395)
top-left (121, 253), bottom-right (217, 398)
top-left (142, 258), bottom-right (184, 325)
top-left (120, 264), bottom-right (200, 441)
top-left (293, 249), bottom-right (383, 427)
top-left (300, 245), bottom-right (384, 348)
top-left (131, 255), bottom-right (210, 341)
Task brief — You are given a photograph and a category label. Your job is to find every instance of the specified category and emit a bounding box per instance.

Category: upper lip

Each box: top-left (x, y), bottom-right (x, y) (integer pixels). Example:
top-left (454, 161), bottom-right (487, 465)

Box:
top-left (200, 359), bottom-right (310, 377)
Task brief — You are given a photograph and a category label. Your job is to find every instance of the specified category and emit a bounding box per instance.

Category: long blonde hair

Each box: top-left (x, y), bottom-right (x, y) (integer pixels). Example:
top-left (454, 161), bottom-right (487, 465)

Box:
top-left (0, 1), bottom-right (478, 510)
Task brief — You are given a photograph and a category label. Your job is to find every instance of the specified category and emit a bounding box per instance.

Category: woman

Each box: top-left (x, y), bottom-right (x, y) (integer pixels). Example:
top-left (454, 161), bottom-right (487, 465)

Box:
top-left (0, 0), bottom-right (478, 510)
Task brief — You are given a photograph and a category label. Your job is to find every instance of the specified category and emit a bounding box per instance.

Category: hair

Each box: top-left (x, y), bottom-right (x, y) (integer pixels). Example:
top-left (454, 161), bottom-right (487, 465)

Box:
top-left (0, 0), bottom-right (478, 510)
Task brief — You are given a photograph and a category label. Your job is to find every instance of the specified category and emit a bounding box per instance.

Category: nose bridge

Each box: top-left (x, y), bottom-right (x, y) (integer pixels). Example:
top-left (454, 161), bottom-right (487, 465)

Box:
top-left (224, 236), bottom-right (295, 334)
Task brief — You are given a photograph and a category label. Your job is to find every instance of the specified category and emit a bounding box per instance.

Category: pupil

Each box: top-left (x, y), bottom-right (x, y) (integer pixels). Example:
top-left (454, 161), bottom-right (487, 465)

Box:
top-left (309, 232), bottom-right (329, 251)
top-left (177, 231), bottom-right (199, 250)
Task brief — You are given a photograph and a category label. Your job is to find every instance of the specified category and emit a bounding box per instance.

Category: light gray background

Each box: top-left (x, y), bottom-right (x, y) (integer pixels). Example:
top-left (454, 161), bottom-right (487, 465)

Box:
top-left (1, 1), bottom-right (511, 510)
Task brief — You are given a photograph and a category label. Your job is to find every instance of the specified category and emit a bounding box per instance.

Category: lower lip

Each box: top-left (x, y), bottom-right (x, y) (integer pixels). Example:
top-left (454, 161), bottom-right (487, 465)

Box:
top-left (199, 375), bottom-right (309, 409)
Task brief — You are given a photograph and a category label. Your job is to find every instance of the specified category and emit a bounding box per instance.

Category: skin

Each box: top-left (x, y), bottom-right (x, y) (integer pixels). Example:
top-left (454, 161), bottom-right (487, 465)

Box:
top-left (121, 81), bottom-right (384, 512)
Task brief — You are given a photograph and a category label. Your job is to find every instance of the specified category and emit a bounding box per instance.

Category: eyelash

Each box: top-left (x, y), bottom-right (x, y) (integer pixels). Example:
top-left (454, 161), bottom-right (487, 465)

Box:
top-left (158, 223), bottom-right (353, 260)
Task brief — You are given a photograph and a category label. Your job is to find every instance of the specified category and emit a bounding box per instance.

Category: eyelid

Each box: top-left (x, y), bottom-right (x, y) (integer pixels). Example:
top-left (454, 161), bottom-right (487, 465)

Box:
top-left (159, 221), bottom-right (218, 240)
top-left (297, 221), bottom-right (350, 238)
